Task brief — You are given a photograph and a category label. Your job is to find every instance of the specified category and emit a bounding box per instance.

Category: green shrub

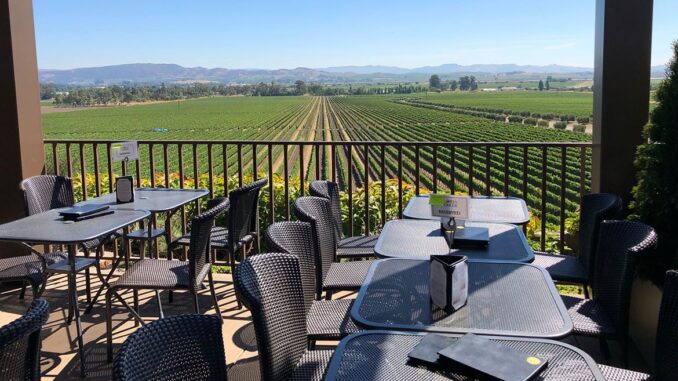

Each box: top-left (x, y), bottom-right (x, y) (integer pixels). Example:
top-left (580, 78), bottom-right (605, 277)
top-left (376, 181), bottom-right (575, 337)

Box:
top-left (524, 118), bottom-right (538, 126)
top-left (503, 109), bottom-right (513, 115)
top-left (494, 115), bottom-right (506, 122)
top-left (630, 40), bottom-right (678, 285)
top-left (508, 116), bottom-right (523, 123)
top-left (532, 113), bottom-right (541, 119)
top-left (576, 116), bottom-right (590, 124)
top-left (567, 114), bottom-right (577, 122)
top-left (538, 120), bottom-right (549, 127)
top-left (519, 111), bottom-right (531, 117)
top-left (559, 115), bottom-right (569, 122)
top-left (572, 124), bottom-right (587, 133)
top-left (554, 121), bottom-right (567, 130)
top-left (544, 113), bottom-right (555, 120)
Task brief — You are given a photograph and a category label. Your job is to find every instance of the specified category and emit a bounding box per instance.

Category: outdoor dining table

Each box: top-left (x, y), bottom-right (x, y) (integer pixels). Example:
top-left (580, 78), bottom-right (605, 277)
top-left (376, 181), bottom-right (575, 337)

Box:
top-left (351, 259), bottom-right (572, 338)
top-left (403, 195), bottom-right (530, 224)
top-left (76, 187), bottom-right (209, 311)
top-left (374, 219), bottom-right (534, 262)
top-left (324, 331), bottom-right (605, 381)
top-left (0, 208), bottom-right (150, 377)
top-left (78, 187), bottom-right (209, 257)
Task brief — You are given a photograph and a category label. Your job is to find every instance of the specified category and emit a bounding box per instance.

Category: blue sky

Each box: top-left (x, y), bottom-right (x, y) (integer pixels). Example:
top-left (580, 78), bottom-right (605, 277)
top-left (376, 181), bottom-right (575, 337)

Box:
top-left (34, 0), bottom-right (678, 70)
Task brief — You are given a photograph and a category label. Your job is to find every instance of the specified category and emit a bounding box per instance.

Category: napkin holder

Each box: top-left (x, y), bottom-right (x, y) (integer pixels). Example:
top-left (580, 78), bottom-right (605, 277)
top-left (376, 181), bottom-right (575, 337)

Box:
top-left (115, 176), bottom-right (135, 204)
top-left (430, 255), bottom-right (468, 313)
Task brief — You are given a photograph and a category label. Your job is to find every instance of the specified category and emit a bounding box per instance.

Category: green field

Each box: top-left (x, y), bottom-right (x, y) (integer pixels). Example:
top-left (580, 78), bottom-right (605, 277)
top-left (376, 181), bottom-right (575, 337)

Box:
top-left (418, 91), bottom-right (593, 117)
top-left (477, 80), bottom-right (592, 89)
top-left (42, 94), bottom-right (590, 241)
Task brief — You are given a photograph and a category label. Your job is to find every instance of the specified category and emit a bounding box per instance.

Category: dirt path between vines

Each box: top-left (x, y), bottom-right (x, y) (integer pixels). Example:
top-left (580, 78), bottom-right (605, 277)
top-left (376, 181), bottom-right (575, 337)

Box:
top-left (271, 96), bottom-right (320, 173)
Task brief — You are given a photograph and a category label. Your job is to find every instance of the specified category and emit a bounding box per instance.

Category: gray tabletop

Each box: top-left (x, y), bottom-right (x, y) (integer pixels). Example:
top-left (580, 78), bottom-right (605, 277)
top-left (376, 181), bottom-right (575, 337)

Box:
top-left (374, 220), bottom-right (533, 263)
top-left (0, 208), bottom-right (150, 244)
top-left (351, 259), bottom-right (572, 338)
top-left (325, 331), bottom-right (604, 381)
top-left (404, 195), bottom-right (530, 224)
top-left (77, 188), bottom-right (208, 212)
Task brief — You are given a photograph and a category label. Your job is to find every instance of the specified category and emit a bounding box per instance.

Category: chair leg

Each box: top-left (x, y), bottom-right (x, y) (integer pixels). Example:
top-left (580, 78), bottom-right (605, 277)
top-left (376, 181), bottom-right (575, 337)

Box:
top-left (106, 288), bottom-right (114, 363)
top-left (325, 290), bottom-right (333, 300)
top-left (599, 337), bottom-right (611, 364)
top-left (19, 281), bottom-right (27, 300)
top-left (231, 248), bottom-right (242, 310)
top-left (583, 284), bottom-right (590, 299)
top-left (133, 290), bottom-right (139, 327)
top-left (192, 291), bottom-right (200, 314)
top-left (208, 271), bottom-right (222, 320)
top-left (84, 250), bottom-right (92, 304)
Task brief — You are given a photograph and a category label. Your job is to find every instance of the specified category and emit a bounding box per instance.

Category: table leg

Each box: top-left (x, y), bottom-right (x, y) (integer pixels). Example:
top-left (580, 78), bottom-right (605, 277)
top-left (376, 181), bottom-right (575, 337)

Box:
top-left (85, 227), bottom-right (130, 314)
top-left (67, 244), bottom-right (87, 378)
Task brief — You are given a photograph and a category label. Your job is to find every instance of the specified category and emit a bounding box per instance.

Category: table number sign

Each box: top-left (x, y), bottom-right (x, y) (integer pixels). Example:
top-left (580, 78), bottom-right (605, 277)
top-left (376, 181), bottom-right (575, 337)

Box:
top-left (111, 141), bottom-right (139, 162)
top-left (429, 195), bottom-right (470, 219)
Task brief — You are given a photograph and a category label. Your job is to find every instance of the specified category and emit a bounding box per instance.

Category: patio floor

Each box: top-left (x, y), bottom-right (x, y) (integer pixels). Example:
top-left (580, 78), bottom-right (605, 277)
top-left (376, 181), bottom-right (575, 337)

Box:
top-left (0, 269), bottom-right (270, 381)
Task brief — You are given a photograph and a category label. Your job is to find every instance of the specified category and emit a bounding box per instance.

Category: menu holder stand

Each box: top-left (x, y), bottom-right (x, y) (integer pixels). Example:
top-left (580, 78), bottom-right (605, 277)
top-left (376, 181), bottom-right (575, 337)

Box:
top-left (430, 254), bottom-right (468, 313)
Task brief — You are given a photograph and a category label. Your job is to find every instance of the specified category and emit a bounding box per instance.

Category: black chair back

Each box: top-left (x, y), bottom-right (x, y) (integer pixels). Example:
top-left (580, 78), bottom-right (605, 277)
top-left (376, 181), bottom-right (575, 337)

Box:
top-left (0, 299), bottom-right (49, 381)
top-left (655, 270), bottom-right (678, 380)
top-left (293, 196), bottom-right (337, 298)
top-left (578, 193), bottom-right (622, 278)
top-left (20, 175), bottom-right (75, 216)
top-left (188, 198), bottom-right (228, 291)
top-left (228, 178), bottom-right (267, 252)
top-left (308, 180), bottom-right (343, 242)
top-left (265, 221), bottom-right (317, 313)
top-left (113, 314), bottom-right (226, 381)
top-left (592, 221), bottom-right (657, 336)
top-left (234, 253), bottom-right (307, 381)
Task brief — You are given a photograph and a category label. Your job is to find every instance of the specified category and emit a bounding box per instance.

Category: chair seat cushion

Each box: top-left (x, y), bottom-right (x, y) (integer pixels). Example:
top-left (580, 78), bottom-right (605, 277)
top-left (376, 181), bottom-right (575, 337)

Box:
top-left (533, 252), bottom-right (588, 284)
top-left (561, 295), bottom-right (616, 337)
top-left (111, 259), bottom-right (192, 289)
top-left (307, 299), bottom-right (360, 340)
top-left (0, 252), bottom-right (67, 286)
top-left (337, 235), bottom-right (378, 259)
top-left (598, 365), bottom-right (652, 381)
top-left (289, 349), bottom-right (334, 381)
top-left (323, 260), bottom-right (375, 292)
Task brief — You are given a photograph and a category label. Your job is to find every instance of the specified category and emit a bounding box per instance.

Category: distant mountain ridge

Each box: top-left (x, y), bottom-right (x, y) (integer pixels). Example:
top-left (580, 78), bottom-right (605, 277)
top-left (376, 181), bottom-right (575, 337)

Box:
top-left (39, 62), bottom-right (663, 85)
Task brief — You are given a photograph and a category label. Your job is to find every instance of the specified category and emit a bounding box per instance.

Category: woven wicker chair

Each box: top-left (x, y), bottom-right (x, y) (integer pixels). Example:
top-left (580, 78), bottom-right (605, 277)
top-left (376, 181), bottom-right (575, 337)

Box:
top-left (233, 253), bottom-right (333, 381)
top-left (265, 221), bottom-right (360, 343)
top-left (171, 178), bottom-right (267, 309)
top-left (17, 175), bottom-right (114, 301)
top-left (598, 269), bottom-right (678, 381)
top-left (309, 180), bottom-right (378, 260)
top-left (533, 193), bottom-right (622, 298)
top-left (106, 198), bottom-right (228, 362)
top-left (293, 196), bottom-right (374, 299)
top-left (0, 298), bottom-right (49, 381)
top-left (560, 220), bottom-right (657, 365)
top-left (113, 314), bottom-right (226, 381)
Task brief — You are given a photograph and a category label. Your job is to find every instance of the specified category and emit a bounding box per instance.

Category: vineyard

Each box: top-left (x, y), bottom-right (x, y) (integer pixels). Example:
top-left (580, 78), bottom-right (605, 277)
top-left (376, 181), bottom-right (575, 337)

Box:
top-left (42, 94), bottom-right (592, 251)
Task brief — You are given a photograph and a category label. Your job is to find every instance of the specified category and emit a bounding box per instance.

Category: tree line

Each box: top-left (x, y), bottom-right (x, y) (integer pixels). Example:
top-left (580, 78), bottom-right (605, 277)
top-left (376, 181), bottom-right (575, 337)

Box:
top-left (428, 75), bottom-right (478, 91)
top-left (40, 81), bottom-right (429, 106)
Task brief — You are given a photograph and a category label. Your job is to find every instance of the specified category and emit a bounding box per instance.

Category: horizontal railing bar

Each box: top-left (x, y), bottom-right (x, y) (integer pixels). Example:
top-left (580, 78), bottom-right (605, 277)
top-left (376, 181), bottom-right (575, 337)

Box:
top-left (44, 139), bottom-right (593, 148)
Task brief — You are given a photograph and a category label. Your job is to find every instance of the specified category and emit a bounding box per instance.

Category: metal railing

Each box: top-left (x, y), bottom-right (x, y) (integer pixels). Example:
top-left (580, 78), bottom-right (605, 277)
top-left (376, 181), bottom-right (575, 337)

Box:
top-left (43, 139), bottom-right (593, 252)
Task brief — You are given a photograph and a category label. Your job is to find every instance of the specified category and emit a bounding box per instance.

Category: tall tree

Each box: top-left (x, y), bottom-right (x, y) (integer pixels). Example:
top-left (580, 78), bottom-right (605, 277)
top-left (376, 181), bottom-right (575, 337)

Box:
top-left (429, 74), bottom-right (441, 90)
top-left (630, 41), bottom-right (678, 284)
top-left (294, 80), bottom-right (306, 95)
top-left (448, 80), bottom-right (458, 91)
top-left (470, 76), bottom-right (478, 91)
top-left (545, 80), bottom-right (550, 91)
top-left (458, 76), bottom-right (470, 91)
top-left (538, 80), bottom-right (544, 91)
